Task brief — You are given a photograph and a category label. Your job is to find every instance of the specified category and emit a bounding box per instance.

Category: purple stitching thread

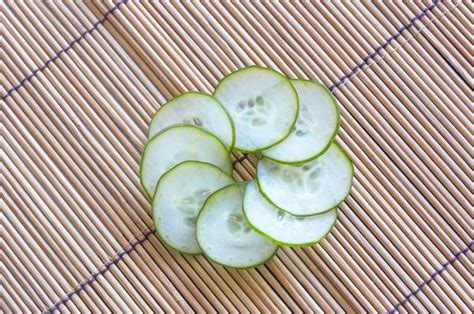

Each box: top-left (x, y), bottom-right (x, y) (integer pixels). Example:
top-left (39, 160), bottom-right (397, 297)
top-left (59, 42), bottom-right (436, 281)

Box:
top-left (45, 229), bottom-right (155, 313)
top-left (0, 0), bottom-right (128, 101)
top-left (388, 241), bottom-right (473, 314)
top-left (328, 0), bottom-right (441, 91)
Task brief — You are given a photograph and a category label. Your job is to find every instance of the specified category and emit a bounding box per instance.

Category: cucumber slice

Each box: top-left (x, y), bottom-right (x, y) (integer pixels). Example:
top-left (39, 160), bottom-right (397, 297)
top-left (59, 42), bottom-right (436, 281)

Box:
top-left (263, 80), bottom-right (340, 163)
top-left (140, 125), bottom-right (232, 198)
top-left (153, 161), bottom-right (234, 254)
top-left (257, 143), bottom-right (353, 216)
top-left (214, 66), bottom-right (298, 152)
top-left (148, 92), bottom-right (235, 150)
top-left (196, 184), bottom-right (278, 268)
top-left (244, 180), bottom-right (337, 247)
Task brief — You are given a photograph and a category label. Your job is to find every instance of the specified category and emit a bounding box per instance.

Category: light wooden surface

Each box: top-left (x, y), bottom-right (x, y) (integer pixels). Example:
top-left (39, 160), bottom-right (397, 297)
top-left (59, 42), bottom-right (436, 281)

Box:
top-left (2, 1), bottom-right (472, 313)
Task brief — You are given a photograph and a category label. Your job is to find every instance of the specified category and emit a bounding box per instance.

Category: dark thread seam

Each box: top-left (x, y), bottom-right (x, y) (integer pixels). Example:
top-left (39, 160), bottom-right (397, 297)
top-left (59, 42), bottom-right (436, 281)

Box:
top-left (0, 0), bottom-right (128, 101)
top-left (328, 0), bottom-right (441, 91)
top-left (388, 241), bottom-right (473, 314)
top-left (45, 229), bottom-right (155, 313)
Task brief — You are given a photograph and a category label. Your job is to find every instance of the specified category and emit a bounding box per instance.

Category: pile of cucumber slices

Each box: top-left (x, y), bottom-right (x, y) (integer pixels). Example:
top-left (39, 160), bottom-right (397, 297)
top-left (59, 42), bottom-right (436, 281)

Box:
top-left (140, 66), bottom-right (353, 269)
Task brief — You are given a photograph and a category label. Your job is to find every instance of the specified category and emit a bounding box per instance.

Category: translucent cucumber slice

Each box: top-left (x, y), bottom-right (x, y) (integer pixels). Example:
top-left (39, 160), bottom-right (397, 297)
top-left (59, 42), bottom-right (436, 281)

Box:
top-left (148, 92), bottom-right (235, 150)
top-left (257, 143), bottom-right (353, 216)
top-left (153, 161), bottom-right (234, 254)
top-left (263, 80), bottom-right (340, 163)
top-left (214, 66), bottom-right (298, 152)
top-left (140, 125), bottom-right (232, 198)
top-left (196, 184), bottom-right (278, 268)
top-left (244, 180), bottom-right (337, 247)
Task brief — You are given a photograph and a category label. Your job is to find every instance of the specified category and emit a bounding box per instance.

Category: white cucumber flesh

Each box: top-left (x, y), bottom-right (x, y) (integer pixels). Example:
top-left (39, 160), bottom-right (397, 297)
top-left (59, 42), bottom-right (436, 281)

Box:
top-left (153, 161), bottom-right (234, 254)
top-left (196, 184), bottom-right (278, 268)
top-left (263, 80), bottom-right (339, 163)
top-left (214, 66), bottom-right (298, 152)
top-left (257, 143), bottom-right (353, 216)
top-left (244, 180), bottom-right (337, 247)
top-left (148, 92), bottom-right (235, 150)
top-left (140, 125), bottom-right (232, 198)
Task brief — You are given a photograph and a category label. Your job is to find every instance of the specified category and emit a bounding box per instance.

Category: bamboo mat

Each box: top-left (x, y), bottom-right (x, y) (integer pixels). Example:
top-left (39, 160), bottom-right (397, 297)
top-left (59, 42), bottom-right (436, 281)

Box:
top-left (1, 1), bottom-right (472, 313)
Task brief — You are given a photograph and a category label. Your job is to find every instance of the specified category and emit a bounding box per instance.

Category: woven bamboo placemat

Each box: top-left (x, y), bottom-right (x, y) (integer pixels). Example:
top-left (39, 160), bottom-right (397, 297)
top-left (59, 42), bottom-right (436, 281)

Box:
top-left (2, 1), bottom-right (472, 313)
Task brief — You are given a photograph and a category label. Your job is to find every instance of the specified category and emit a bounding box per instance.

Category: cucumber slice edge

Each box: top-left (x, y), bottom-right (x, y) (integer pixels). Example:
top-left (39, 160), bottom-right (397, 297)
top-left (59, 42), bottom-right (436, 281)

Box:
top-left (140, 124), bottom-right (232, 199)
top-left (256, 143), bottom-right (354, 217)
top-left (152, 160), bottom-right (235, 255)
top-left (148, 91), bottom-right (236, 151)
top-left (262, 80), bottom-right (341, 164)
top-left (202, 241), bottom-right (278, 270)
top-left (243, 182), bottom-right (338, 247)
top-left (196, 183), bottom-right (279, 269)
top-left (214, 66), bottom-right (299, 153)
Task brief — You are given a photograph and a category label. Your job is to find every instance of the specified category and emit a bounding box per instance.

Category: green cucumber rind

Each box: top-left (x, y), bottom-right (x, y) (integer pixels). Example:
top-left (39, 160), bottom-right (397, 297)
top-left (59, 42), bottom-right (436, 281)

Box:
top-left (196, 183), bottom-right (279, 269)
top-left (140, 124), bottom-right (232, 199)
top-left (152, 160), bottom-right (235, 255)
top-left (153, 229), bottom-right (202, 256)
top-left (203, 243), bottom-right (278, 270)
top-left (256, 143), bottom-right (354, 217)
top-left (147, 91), bottom-right (236, 151)
top-left (243, 210), bottom-right (336, 248)
top-left (262, 80), bottom-right (341, 164)
top-left (242, 182), bottom-right (338, 247)
top-left (213, 65), bottom-right (299, 153)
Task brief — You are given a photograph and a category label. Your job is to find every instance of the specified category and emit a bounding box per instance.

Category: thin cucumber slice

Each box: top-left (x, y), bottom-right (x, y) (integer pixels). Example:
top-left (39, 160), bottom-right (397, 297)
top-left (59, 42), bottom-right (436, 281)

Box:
top-left (214, 66), bottom-right (298, 152)
top-left (244, 180), bottom-right (337, 247)
top-left (257, 143), bottom-right (353, 216)
top-left (140, 125), bottom-right (232, 198)
top-left (148, 92), bottom-right (235, 150)
top-left (153, 161), bottom-right (234, 255)
top-left (196, 184), bottom-right (278, 269)
top-left (263, 80), bottom-right (340, 163)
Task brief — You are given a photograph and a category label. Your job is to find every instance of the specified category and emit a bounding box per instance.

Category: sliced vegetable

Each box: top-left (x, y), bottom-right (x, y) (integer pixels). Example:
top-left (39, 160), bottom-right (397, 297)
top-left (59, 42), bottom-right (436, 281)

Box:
top-left (263, 80), bottom-right (339, 163)
top-left (214, 66), bottom-right (298, 152)
top-left (140, 66), bottom-right (354, 268)
top-left (140, 125), bottom-right (231, 198)
top-left (196, 184), bottom-right (278, 268)
top-left (148, 92), bottom-right (235, 150)
top-left (244, 180), bottom-right (337, 246)
top-left (257, 143), bottom-right (353, 216)
top-left (153, 161), bottom-right (234, 254)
